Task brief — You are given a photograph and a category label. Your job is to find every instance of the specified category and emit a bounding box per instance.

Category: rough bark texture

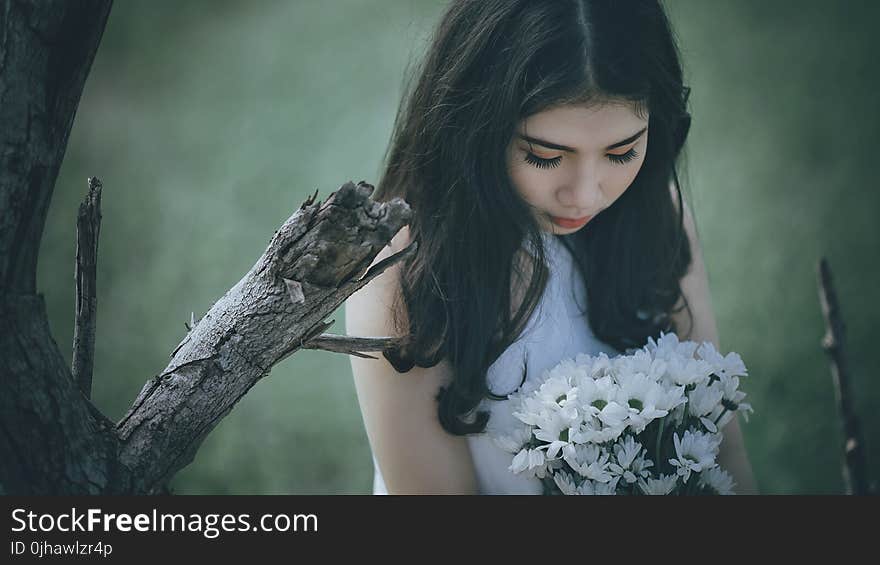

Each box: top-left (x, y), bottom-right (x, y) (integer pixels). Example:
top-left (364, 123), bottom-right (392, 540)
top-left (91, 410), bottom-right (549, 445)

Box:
top-left (116, 181), bottom-right (412, 494)
top-left (0, 1), bottom-right (412, 494)
top-left (0, 0), bottom-right (119, 495)
top-left (72, 176), bottom-right (102, 399)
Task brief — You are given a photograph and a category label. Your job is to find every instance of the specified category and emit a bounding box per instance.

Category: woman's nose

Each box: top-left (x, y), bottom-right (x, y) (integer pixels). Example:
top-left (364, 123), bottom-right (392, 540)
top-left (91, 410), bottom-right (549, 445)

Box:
top-left (560, 172), bottom-right (606, 214)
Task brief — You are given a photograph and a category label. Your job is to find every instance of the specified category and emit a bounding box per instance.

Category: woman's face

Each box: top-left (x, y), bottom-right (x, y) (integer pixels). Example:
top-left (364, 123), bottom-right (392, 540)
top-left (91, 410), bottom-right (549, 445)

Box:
top-left (506, 101), bottom-right (649, 235)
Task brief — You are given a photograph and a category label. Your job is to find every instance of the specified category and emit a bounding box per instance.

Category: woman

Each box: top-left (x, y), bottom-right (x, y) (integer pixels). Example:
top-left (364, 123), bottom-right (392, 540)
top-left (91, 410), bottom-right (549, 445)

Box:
top-left (346, 0), bottom-right (758, 494)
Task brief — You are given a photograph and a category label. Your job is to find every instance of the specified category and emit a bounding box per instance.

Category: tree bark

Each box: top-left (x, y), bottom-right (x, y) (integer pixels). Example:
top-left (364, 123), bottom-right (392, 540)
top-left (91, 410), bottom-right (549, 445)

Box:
top-left (0, 0), bottom-right (120, 495)
top-left (116, 181), bottom-right (412, 494)
top-left (72, 176), bottom-right (102, 399)
top-left (0, 1), bottom-right (411, 494)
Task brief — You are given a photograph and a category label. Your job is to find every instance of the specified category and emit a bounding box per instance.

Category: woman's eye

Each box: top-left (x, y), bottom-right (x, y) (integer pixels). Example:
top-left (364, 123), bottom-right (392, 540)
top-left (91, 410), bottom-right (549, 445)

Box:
top-left (523, 151), bottom-right (562, 169)
top-left (607, 148), bottom-right (639, 165)
top-left (524, 148), bottom-right (640, 170)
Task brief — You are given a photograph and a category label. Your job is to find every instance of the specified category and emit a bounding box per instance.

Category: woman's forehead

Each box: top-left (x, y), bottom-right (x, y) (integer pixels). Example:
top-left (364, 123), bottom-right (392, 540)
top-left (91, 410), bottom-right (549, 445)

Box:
top-left (518, 102), bottom-right (649, 149)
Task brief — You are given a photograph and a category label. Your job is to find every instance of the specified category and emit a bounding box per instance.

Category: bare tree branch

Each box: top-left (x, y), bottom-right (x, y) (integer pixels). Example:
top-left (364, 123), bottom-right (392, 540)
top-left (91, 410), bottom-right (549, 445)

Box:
top-left (114, 181), bottom-right (411, 494)
top-left (0, 0), bottom-right (120, 495)
top-left (817, 257), bottom-right (871, 495)
top-left (302, 333), bottom-right (403, 359)
top-left (72, 176), bottom-right (103, 399)
top-left (0, 1), bottom-right (413, 495)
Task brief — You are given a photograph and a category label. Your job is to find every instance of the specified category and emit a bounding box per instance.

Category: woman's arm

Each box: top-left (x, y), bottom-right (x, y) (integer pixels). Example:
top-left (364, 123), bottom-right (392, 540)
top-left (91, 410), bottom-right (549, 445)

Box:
top-left (346, 226), bottom-right (480, 494)
top-left (668, 185), bottom-right (760, 494)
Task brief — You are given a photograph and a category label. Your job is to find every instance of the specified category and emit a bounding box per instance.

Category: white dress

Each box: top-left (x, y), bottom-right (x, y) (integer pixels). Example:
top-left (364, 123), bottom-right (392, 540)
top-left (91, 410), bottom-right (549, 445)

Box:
top-left (371, 231), bottom-right (621, 494)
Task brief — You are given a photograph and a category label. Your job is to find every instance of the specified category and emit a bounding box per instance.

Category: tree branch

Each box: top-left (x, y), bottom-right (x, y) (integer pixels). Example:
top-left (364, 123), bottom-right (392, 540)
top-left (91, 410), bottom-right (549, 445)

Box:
top-left (0, 0), bottom-right (415, 495)
top-left (817, 257), bottom-right (871, 495)
top-left (115, 181), bottom-right (412, 494)
top-left (0, 0), bottom-right (119, 495)
top-left (72, 176), bottom-right (103, 399)
top-left (301, 334), bottom-right (403, 359)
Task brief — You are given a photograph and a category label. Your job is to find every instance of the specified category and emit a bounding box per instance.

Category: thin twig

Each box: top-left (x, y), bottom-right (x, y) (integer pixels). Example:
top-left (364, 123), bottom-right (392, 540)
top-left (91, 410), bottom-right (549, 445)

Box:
top-left (302, 333), bottom-right (403, 358)
top-left (817, 257), bottom-right (870, 495)
top-left (72, 177), bottom-right (103, 399)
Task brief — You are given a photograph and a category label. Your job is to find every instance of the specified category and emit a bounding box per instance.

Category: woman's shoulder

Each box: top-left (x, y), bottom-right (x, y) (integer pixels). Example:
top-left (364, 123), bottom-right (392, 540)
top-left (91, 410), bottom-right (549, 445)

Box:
top-left (345, 225), bottom-right (410, 337)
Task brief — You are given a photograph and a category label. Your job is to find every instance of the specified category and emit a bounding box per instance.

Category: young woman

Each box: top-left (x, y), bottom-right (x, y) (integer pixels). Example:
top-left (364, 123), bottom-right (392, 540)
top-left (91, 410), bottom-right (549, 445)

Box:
top-left (346, 0), bottom-right (758, 494)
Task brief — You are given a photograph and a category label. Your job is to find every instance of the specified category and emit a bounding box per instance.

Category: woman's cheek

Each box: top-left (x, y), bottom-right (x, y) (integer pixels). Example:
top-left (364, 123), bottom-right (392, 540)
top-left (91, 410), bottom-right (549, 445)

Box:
top-left (613, 168), bottom-right (638, 198)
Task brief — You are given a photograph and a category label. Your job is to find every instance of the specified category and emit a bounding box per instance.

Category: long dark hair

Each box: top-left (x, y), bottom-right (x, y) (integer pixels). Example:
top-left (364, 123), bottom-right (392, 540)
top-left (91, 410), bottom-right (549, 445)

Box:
top-left (373, 0), bottom-right (694, 435)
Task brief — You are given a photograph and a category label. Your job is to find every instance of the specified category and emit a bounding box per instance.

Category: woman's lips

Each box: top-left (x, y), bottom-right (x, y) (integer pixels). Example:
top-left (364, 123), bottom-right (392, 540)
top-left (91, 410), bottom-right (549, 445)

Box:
top-left (549, 215), bottom-right (593, 229)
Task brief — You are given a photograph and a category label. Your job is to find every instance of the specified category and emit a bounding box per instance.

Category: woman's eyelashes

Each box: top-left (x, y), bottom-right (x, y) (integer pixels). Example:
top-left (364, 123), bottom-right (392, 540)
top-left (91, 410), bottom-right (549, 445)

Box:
top-left (523, 151), bottom-right (562, 169)
top-left (607, 148), bottom-right (639, 165)
top-left (522, 147), bottom-right (639, 170)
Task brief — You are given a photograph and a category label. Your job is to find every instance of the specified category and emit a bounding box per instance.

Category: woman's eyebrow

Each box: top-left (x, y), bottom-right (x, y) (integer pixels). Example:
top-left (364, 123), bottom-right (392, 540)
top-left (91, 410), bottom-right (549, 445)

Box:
top-left (518, 126), bottom-right (648, 153)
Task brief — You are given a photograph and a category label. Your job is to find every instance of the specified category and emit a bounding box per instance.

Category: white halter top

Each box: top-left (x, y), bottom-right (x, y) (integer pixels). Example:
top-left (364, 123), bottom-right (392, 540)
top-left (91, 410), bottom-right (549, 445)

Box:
top-left (371, 231), bottom-right (621, 494)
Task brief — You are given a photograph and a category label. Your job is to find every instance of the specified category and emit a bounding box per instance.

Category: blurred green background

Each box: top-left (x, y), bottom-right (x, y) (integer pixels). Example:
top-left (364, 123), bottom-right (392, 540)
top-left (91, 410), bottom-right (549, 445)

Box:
top-left (38, 0), bottom-right (878, 494)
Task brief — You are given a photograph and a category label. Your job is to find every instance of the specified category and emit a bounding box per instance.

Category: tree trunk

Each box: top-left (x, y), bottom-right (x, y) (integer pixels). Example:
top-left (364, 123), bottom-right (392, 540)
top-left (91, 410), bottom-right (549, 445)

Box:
top-left (0, 0), bottom-right (409, 494)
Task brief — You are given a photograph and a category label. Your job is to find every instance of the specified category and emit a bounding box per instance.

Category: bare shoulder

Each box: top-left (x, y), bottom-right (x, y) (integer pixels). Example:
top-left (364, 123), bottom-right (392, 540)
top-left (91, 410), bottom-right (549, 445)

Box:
top-left (344, 222), bottom-right (478, 494)
top-left (345, 225), bottom-right (410, 337)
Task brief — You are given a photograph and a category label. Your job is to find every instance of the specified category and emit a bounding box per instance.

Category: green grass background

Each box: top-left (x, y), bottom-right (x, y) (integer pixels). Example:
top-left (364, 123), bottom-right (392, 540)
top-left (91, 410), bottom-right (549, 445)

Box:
top-left (38, 0), bottom-right (879, 494)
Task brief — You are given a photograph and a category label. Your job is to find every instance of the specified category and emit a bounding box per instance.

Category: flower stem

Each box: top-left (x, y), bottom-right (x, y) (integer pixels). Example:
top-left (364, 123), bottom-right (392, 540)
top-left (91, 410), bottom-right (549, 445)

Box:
top-left (713, 408), bottom-right (730, 428)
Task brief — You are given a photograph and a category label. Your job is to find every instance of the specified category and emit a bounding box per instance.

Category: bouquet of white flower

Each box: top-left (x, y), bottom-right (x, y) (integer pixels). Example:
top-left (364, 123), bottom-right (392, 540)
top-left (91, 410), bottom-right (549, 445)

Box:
top-left (489, 332), bottom-right (753, 495)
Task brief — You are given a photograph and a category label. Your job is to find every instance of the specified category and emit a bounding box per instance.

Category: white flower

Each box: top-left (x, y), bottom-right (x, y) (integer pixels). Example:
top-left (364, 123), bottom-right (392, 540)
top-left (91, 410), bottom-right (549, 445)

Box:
top-left (615, 348), bottom-right (666, 381)
top-left (590, 476), bottom-right (621, 495)
top-left (562, 443), bottom-right (614, 483)
top-left (697, 341), bottom-right (748, 379)
top-left (613, 436), bottom-right (643, 469)
top-left (689, 381), bottom-right (725, 431)
top-left (718, 374), bottom-right (747, 405)
top-left (637, 473), bottom-right (679, 495)
top-left (699, 467), bottom-right (737, 495)
top-left (553, 470), bottom-right (579, 495)
top-left (490, 424), bottom-right (533, 454)
top-left (607, 436), bottom-right (652, 484)
top-left (569, 476), bottom-right (621, 495)
top-left (570, 376), bottom-right (629, 444)
top-left (647, 331), bottom-right (699, 361)
top-left (700, 373), bottom-right (754, 427)
top-left (570, 418), bottom-right (626, 444)
top-left (668, 430), bottom-right (720, 482)
top-left (513, 395), bottom-right (575, 430)
top-left (575, 374), bottom-right (619, 417)
top-left (535, 371), bottom-right (579, 410)
top-left (699, 417), bottom-right (718, 433)
top-left (503, 335), bottom-right (754, 496)
top-left (688, 382), bottom-right (724, 419)
top-left (615, 372), bottom-right (673, 433)
top-left (575, 351), bottom-right (614, 380)
top-left (630, 452), bottom-right (655, 480)
top-left (510, 447), bottom-right (549, 478)
top-left (664, 354), bottom-right (714, 387)
top-left (575, 479), bottom-right (597, 495)
top-left (509, 448), bottom-right (530, 474)
top-left (532, 411), bottom-right (574, 446)
top-left (513, 372), bottom-right (581, 432)
top-left (529, 448), bottom-right (550, 478)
